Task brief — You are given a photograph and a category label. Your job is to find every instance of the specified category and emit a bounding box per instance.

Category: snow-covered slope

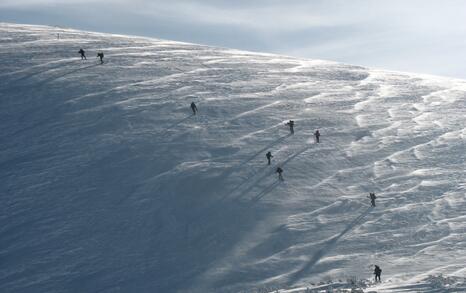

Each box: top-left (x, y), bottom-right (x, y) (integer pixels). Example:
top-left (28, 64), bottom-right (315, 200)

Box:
top-left (1, 23), bottom-right (465, 293)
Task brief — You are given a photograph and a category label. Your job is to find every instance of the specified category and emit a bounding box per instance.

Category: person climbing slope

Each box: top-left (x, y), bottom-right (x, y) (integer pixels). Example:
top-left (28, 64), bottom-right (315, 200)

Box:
top-left (190, 102), bottom-right (198, 115)
top-left (97, 52), bottom-right (104, 64)
top-left (266, 151), bottom-right (273, 165)
top-left (285, 120), bottom-right (294, 134)
top-left (374, 265), bottom-right (382, 282)
top-left (276, 167), bottom-right (284, 181)
top-left (369, 192), bottom-right (377, 207)
top-left (314, 129), bottom-right (321, 143)
top-left (78, 48), bottom-right (86, 60)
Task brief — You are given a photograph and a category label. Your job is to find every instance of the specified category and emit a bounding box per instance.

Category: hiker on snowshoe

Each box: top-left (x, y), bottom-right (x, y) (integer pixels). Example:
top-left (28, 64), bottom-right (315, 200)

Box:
top-left (369, 192), bottom-right (376, 207)
top-left (374, 265), bottom-right (382, 282)
top-left (78, 48), bottom-right (86, 60)
top-left (266, 151), bottom-right (273, 165)
top-left (276, 167), bottom-right (284, 181)
top-left (190, 102), bottom-right (198, 115)
top-left (314, 129), bottom-right (321, 143)
top-left (97, 52), bottom-right (104, 64)
top-left (285, 120), bottom-right (294, 134)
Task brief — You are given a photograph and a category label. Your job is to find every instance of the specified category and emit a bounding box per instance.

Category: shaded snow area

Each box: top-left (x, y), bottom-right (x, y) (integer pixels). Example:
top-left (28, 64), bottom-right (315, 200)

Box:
top-left (1, 23), bottom-right (465, 293)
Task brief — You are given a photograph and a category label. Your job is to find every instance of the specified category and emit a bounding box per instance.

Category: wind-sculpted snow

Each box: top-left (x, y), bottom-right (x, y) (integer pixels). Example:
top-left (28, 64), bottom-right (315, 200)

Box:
top-left (0, 23), bottom-right (465, 293)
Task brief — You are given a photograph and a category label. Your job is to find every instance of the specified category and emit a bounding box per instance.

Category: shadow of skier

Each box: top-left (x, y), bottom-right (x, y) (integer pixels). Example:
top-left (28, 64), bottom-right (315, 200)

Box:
top-left (281, 144), bottom-right (312, 166)
top-left (241, 134), bottom-right (292, 167)
top-left (38, 63), bottom-right (100, 85)
top-left (222, 134), bottom-right (292, 196)
top-left (251, 180), bottom-right (281, 202)
top-left (11, 60), bottom-right (78, 84)
top-left (159, 115), bottom-right (194, 137)
top-left (287, 206), bottom-right (372, 285)
top-left (232, 143), bottom-right (311, 200)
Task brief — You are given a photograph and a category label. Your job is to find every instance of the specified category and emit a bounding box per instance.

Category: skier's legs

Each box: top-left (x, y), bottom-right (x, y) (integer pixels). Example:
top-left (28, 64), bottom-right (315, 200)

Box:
top-left (267, 158), bottom-right (271, 165)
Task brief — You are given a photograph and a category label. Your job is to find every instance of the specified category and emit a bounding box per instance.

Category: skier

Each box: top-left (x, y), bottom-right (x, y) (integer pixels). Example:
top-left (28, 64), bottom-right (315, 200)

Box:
top-left (314, 129), bottom-right (321, 143)
top-left (190, 102), bottom-right (198, 115)
top-left (97, 52), bottom-right (104, 64)
top-left (369, 192), bottom-right (377, 207)
top-left (285, 120), bottom-right (295, 134)
top-left (78, 48), bottom-right (86, 60)
top-left (266, 151), bottom-right (273, 165)
top-left (276, 167), bottom-right (284, 181)
top-left (374, 265), bottom-right (382, 282)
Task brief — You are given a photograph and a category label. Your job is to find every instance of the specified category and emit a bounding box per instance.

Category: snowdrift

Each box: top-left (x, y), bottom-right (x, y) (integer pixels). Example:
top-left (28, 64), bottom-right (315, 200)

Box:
top-left (1, 23), bottom-right (465, 293)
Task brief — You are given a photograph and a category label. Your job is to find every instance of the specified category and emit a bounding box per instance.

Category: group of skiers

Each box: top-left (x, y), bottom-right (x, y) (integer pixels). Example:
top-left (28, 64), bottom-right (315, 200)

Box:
top-left (78, 48), bottom-right (105, 64)
top-left (269, 121), bottom-right (321, 181)
top-left (189, 99), bottom-right (383, 282)
top-left (265, 152), bottom-right (284, 181)
top-left (285, 120), bottom-right (320, 143)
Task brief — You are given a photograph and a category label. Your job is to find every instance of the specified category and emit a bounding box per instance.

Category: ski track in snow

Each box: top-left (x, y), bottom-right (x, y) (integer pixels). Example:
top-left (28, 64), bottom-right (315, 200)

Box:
top-left (1, 23), bottom-right (465, 293)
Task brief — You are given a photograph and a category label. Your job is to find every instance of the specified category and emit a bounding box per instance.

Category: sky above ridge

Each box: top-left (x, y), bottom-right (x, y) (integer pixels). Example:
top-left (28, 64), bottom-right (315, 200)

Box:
top-left (2, 0), bottom-right (466, 79)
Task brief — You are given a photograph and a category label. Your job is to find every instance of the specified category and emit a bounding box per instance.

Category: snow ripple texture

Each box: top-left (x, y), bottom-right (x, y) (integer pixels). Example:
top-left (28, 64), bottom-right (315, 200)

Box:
top-left (0, 23), bottom-right (465, 293)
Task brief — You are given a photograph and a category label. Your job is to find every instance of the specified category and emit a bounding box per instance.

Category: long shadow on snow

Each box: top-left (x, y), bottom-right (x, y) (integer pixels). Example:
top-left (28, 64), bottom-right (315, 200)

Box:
top-left (251, 180), bottom-right (281, 202)
top-left (241, 133), bottom-right (292, 168)
top-left (235, 144), bottom-right (312, 201)
top-left (37, 63), bottom-right (101, 85)
top-left (158, 114), bottom-right (194, 137)
top-left (287, 206), bottom-right (372, 285)
top-left (10, 60), bottom-right (78, 84)
top-left (175, 139), bottom-right (309, 259)
top-left (184, 137), bottom-right (298, 246)
top-left (223, 134), bottom-right (291, 198)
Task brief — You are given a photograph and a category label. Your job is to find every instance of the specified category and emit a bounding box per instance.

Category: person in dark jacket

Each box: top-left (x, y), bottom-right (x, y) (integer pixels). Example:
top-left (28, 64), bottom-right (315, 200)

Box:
top-left (369, 192), bottom-right (377, 207)
top-left (285, 120), bottom-right (294, 134)
top-left (190, 102), bottom-right (198, 115)
top-left (266, 151), bottom-right (273, 165)
top-left (314, 129), bottom-right (321, 143)
top-left (97, 52), bottom-right (104, 64)
top-left (276, 167), bottom-right (284, 181)
top-left (78, 48), bottom-right (86, 60)
top-left (374, 265), bottom-right (382, 282)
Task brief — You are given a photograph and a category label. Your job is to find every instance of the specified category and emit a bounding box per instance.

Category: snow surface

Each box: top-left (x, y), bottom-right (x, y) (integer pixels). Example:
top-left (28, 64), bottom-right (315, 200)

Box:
top-left (1, 23), bottom-right (465, 293)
